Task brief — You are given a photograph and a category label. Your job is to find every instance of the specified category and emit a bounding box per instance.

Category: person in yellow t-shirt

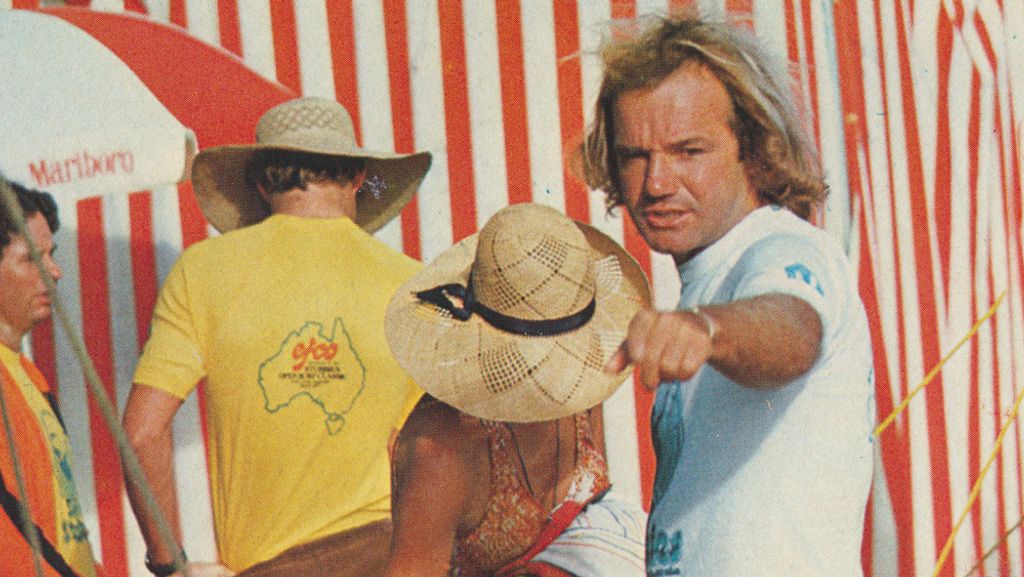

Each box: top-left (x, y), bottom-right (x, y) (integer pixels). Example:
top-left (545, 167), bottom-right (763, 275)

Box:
top-left (0, 181), bottom-right (99, 577)
top-left (122, 97), bottom-right (432, 577)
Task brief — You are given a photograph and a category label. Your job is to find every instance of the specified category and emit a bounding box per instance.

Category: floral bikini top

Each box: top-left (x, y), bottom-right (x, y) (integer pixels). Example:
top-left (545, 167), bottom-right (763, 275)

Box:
top-left (451, 412), bottom-right (610, 577)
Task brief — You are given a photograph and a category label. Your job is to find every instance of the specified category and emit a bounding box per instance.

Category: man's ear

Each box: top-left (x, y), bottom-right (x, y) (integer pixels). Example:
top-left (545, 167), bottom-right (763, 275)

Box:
top-left (256, 183), bottom-right (272, 203)
top-left (353, 169), bottom-right (368, 192)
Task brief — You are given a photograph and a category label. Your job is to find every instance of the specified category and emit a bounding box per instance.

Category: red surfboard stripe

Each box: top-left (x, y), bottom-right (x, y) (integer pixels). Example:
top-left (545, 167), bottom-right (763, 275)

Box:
top-left (970, 62), bottom-right (987, 577)
top-left (381, 0), bottom-right (423, 260)
top-left (76, 198), bottom-right (128, 577)
top-left (934, 8), bottom-right (953, 310)
top-left (29, 321), bottom-right (57, 398)
top-left (269, 0), bottom-right (302, 95)
top-left (726, 0), bottom-right (753, 15)
top-left (380, 0), bottom-right (422, 260)
top-left (495, 0), bottom-right (533, 206)
top-left (169, 0), bottom-right (187, 28)
top-left (128, 192), bottom-right (158, 350)
top-left (176, 182), bottom-right (208, 250)
top-left (969, 338), bottom-right (984, 577)
top-left (553, 0), bottom-right (589, 224)
top-left (326, 0), bottom-right (361, 140)
top-left (891, 6), bottom-right (956, 573)
top-left (786, 1), bottom-right (799, 76)
top-left (611, 1), bottom-right (634, 20)
top-left (217, 0), bottom-right (243, 57)
top-left (438, 0), bottom-right (479, 241)
top-left (623, 208), bottom-right (655, 509)
top-left (966, 64), bottom-right (985, 576)
top-left (799, 2), bottom-right (820, 146)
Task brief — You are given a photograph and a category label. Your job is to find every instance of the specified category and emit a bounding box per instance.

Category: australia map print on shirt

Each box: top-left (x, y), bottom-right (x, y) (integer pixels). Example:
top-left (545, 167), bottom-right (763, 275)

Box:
top-left (258, 318), bottom-right (365, 434)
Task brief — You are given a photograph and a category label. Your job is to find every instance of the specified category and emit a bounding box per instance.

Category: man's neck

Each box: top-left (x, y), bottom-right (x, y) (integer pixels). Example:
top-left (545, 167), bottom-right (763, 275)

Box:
top-left (266, 180), bottom-right (358, 220)
top-left (0, 326), bottom-right (23, 352)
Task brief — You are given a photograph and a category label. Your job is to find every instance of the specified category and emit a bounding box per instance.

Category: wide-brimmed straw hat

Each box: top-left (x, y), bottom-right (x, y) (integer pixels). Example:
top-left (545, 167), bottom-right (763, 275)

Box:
top-left (385, 203), bottom-right (651, 423)
top-left (191, 96), bottom-right (431, 233)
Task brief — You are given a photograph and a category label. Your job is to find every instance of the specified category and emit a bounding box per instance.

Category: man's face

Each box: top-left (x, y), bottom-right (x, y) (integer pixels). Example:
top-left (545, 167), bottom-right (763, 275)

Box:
top-left (0, 213), bottom-right (61, 350)
top-left (612, 62), bottom-right (760, 264)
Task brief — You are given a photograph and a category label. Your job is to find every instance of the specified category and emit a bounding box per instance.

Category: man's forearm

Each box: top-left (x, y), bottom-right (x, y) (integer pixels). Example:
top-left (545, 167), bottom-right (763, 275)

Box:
top-left (702, 294), bottom-right (822, 388)
top-left (609, 293), bottom-right (823, 389)
top-left (125, 429), bottom-right (182, 562)
top-left (123, 385), bottom-right (185, 565)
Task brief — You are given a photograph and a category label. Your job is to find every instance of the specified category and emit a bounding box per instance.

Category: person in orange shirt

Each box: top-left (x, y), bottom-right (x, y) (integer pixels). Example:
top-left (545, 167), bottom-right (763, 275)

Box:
top-left (0, 180), bottom-right (99, 577)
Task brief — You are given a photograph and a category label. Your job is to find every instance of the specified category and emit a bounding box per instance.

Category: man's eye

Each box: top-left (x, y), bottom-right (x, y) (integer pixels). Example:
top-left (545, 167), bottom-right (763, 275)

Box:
top-left (616, 152), bottom-right (646, 165)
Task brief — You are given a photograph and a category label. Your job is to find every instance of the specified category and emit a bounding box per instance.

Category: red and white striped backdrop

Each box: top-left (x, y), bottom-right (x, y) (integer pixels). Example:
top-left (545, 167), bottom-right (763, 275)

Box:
top-left (2, 1), bottom-right (1022, 576)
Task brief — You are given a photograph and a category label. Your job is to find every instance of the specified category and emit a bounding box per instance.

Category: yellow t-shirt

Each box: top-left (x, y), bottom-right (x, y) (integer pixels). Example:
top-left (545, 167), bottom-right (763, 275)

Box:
top-left (134, 214), bottom-right (422, 571)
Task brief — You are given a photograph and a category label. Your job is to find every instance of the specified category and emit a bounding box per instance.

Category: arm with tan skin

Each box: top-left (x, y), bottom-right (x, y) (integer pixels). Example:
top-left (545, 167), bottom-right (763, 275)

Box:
top-left (607, 293), bottom-right (821, 390)
top-left (122, 384), bottom-right (235, 577)
top-left (384, 400), bottom-right (483, 577)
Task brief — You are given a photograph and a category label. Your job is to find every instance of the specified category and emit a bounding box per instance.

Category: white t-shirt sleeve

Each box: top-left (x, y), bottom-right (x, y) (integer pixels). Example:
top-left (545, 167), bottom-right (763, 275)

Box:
top-left (722, 232), bottom-right (848, 344)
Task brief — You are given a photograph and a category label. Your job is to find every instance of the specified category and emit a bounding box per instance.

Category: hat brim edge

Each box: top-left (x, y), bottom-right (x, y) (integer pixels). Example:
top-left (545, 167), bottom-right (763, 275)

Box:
top-left (384, 217), bottom-right (652, 423)
top-left (191, 144), bottom-right (432, 234)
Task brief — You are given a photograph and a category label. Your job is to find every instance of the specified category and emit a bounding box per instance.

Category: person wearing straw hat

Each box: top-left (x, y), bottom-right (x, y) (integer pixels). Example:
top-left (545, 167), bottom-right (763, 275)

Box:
top-left (0, 181), bottom-right (100, 577)
top-left (383, 203), bottom-right (650, 577)
top-left (122, 96), bottom-right (431, 577)
top-left (578, 15), bottom-right (874, 577)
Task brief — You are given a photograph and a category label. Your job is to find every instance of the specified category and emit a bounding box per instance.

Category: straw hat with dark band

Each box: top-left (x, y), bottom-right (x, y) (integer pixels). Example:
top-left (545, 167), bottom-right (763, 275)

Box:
top-left (191, 96), bottom-right (432, 233)
top-left (385, 203), bottom-right (651, 423)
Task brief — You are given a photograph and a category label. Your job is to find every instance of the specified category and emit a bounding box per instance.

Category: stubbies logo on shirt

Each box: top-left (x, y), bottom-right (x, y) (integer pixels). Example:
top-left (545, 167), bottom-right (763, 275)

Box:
top-left (646, 521), bottom-right (683, 576)
top-left (258, 318), bottom-right (366, 434)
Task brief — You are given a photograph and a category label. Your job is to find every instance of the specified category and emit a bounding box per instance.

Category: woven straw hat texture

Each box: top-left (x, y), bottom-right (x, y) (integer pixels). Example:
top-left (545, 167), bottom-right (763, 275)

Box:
top-left (385, 203), bottom-right (651, 423)
top-left (192, 96), bottom-right (431, 233)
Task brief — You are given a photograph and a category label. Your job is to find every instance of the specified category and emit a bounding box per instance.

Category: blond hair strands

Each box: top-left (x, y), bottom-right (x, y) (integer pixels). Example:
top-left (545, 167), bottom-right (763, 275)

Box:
top-left (577, 14), bottom-right (827, 220)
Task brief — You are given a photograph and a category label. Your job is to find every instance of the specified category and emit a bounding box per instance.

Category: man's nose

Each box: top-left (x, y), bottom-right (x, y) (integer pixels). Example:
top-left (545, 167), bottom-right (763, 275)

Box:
top-left (645, 154), bottom-right (674, 198)
top-left (45, 256), bottom-right (62, 283)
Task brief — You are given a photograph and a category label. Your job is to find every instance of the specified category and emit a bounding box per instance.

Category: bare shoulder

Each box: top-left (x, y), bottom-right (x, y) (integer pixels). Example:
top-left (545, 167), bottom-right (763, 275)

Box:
top-left (394, 396), bottom-right (487, 481)
top-left (400, 396), bottom-right (487, 443)
top-left (391, 395), bottom-right (489, 528)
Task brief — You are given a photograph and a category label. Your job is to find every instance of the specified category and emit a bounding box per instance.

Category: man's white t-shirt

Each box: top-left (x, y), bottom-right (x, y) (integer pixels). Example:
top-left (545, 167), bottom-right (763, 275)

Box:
top-left (645, 206), bottom-right (874, 577)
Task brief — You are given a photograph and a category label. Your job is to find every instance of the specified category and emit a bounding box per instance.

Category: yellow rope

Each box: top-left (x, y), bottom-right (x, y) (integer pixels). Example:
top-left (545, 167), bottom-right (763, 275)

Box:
top-left (931, 378), bottom-right (1024, 577)
top-left (960, 515), bottom-right (1024, 577)
top-left (874, 291), bottom-right (1006, 437)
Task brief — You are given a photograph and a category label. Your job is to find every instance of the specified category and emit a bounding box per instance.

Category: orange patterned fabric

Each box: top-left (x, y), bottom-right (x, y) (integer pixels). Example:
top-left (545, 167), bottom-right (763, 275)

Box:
top-left (452, 412), bottom-right (610, 577)
top-left (0, 347), bottom-right (95, 577)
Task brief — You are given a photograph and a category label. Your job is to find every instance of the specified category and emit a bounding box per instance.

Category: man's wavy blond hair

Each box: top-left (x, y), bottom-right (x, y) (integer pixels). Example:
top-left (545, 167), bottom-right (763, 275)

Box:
top-left (577, 15), bottom-right (827, 221)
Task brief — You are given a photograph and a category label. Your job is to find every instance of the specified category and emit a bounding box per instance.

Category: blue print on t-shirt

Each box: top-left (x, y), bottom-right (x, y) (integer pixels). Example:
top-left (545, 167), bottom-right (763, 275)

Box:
top-left (785, 263), bottom-right (825, 296)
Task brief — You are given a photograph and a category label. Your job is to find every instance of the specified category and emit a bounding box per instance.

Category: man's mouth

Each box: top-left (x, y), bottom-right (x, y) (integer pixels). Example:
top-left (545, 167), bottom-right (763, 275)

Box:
top-left (642, 207), bottom-right (692, 229)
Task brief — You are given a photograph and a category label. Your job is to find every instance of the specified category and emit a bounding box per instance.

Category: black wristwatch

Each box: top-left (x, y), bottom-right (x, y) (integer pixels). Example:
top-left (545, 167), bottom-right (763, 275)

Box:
top-left (144, 550), bottom-right (186, 577)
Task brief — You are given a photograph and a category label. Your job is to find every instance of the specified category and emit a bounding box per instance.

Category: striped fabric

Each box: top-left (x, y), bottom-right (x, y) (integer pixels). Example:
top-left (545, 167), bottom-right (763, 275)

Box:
top-left (1, 1), bottom-right (1022, 577)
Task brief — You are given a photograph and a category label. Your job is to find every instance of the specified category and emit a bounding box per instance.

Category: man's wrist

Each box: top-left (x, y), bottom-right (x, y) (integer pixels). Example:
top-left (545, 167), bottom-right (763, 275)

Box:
top-left (688, 306), bottom-right (718, 341)
top-left (145, 550), bottom-right (187, 577)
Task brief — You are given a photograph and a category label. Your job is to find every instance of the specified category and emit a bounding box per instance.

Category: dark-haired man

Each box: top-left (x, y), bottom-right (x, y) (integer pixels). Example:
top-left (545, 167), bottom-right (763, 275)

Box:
top-left (586, 16), bottom-right (874, 577)
top-left (0, 182), bottom-right (99, 577)
top-left (123, 97), bottom-right (431, 577)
